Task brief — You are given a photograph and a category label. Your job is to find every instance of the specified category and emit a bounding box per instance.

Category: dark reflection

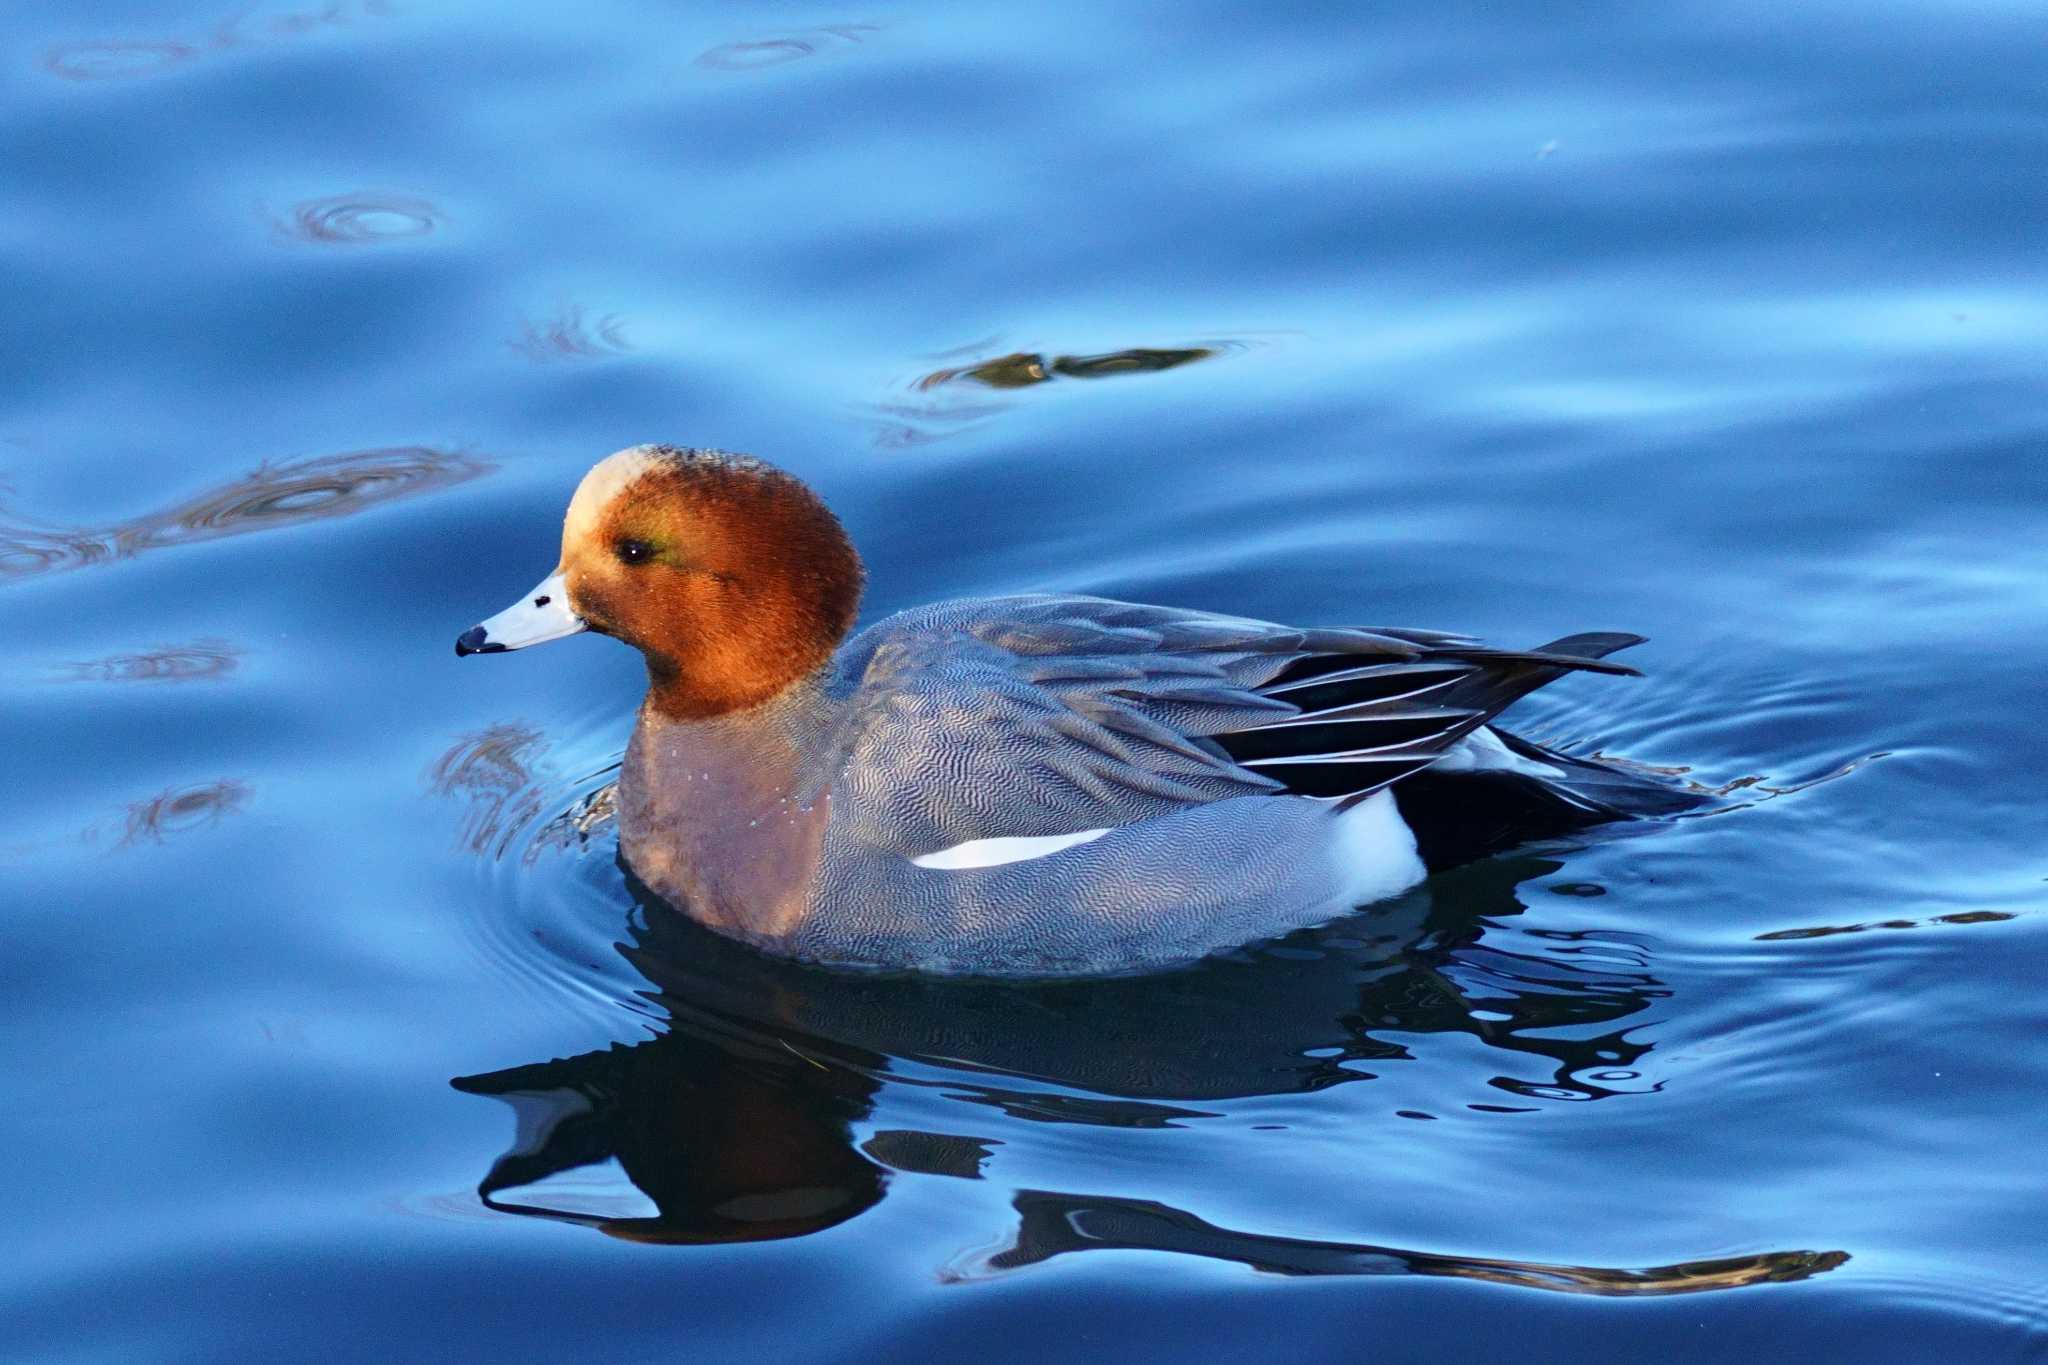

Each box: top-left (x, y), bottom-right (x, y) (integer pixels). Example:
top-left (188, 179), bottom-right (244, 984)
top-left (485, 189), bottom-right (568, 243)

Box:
top-left (274, 193), bottom-right (441, 246)
top-left (949, 1191), bottom-right (1847, 1293)
top-left (120, 779), bottom-right (250, 846)
top-left (453, 856), bottom-right (1806, 1271)
top-left (55, 639), bottom-right (241, 683)
top-left (696, 24), bottom-right (878, 72)
top-left (453, 1034), bottom-right (890, 1244)
top-left (42, 1), bottom-right (392, 82)
top-left (0, 446), bottom-right (488, 583)
top-left (509, 306), bottom-right (630, 363)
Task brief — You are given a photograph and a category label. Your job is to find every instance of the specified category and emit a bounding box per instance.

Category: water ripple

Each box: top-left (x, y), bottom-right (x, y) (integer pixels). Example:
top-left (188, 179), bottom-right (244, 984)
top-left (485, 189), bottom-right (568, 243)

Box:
top-left (119, 779), bottom-right (251, 847)
top-left (41, 40), bottom-right (201, 82)
top-left (52, 639), bottom-right (241, 684)
top-left (695, 24), bottom-right (879, 73)
top-left (425, 717), bottom-right (638, 1029)
top-left (42, 1), bottom-right (392, 83)
top-left (0, 446), bottom-right (489, 584)
top-left (274, 193), bottom-right (441, 246)
top-left (508, 306), bottom-right (631, 363)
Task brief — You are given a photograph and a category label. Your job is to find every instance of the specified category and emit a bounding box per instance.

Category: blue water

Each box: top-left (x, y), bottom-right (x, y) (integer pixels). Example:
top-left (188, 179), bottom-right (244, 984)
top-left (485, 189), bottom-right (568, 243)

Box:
top-left (5, 1), bottom-right (2047, 1359)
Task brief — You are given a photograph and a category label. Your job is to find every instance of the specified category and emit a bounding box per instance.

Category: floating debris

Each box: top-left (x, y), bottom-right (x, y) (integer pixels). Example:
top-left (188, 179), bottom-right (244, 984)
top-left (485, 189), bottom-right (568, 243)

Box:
top-left (872, 339), bottom-right (1249, 447)
top-left (917, 345), bottom-right (1221, 392)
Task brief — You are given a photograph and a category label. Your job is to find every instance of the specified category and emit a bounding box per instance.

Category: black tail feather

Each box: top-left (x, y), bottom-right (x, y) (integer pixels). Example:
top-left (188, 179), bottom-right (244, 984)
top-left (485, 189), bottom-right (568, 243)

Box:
top-left (1214, 630), bottom-right (1655, 809)
top-left (1529, 631), bottom-right (1648, 664)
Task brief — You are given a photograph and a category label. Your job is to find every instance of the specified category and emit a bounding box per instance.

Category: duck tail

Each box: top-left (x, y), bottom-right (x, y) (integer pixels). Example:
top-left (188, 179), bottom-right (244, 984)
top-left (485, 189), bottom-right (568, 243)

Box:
top-left (1527, 631), bottom-right (1648, 664)
top-left (1391, 727), bottom-right (1706, 873)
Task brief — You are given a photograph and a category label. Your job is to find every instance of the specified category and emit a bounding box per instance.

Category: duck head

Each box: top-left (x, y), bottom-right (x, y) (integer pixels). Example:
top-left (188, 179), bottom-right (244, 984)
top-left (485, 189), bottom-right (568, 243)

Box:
top-left (456, 445), bottom-right (864, 719)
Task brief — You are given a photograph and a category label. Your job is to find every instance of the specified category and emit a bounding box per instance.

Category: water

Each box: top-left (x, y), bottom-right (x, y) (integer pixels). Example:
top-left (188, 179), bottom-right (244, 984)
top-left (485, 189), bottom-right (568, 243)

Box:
top-left (4, 1), bottom-right (2046, 1359)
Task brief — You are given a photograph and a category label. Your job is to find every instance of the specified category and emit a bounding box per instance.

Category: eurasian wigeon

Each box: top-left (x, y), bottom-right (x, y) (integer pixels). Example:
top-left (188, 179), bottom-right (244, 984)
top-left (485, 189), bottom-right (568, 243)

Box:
top-left (457, 444), bottom-right (1696, 975)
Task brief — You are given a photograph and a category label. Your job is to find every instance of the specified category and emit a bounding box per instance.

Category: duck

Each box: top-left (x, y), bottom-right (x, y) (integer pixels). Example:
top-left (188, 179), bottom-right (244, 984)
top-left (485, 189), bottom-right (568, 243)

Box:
top-left (456, 444), bottom-right (1698, 976)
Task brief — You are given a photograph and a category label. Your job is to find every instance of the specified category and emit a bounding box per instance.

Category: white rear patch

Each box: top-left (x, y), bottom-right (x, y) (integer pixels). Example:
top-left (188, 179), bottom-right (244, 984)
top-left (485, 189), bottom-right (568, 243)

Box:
top-left (1330, 789), bottom-right (1427, 904)
top-left (1431, 726), bottom-right (1566, 778)
top-left (912, 827), bottom-right (1110, 870)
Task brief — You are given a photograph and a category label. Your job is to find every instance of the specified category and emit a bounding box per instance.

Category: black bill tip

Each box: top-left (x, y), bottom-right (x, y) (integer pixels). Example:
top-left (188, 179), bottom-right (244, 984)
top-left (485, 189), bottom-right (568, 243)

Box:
top-left (455, 626), bottom-right (506, 657)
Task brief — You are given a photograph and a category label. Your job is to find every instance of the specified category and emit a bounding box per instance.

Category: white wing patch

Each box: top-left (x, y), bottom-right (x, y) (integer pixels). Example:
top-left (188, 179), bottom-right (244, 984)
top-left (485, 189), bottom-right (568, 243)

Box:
top-left (911, 827), bottom-right (1110, 870)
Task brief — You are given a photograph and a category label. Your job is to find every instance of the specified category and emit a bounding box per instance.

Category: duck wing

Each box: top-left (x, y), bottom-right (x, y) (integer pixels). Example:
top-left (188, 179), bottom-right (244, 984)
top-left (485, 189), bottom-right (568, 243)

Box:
top-left (1216, 629), bottom-right (1644, 801)
top-left (830, 596), bottom-right (1640, 853)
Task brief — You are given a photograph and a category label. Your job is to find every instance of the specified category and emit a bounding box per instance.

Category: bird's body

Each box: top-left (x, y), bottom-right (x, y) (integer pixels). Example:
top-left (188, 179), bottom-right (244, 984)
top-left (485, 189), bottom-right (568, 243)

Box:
top-left (458, 446), bottom-right (1698, 976)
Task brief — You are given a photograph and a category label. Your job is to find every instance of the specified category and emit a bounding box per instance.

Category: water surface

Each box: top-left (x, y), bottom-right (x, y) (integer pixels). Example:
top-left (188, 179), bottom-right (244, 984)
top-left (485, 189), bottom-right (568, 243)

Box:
top-left (4, 1), bottom-right (2046, 1360)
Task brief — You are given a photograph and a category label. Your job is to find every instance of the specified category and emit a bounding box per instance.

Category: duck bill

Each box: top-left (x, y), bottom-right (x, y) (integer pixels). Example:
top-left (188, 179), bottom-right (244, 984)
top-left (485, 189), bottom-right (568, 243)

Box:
top-left (456, 572), bottom-right (587, 655)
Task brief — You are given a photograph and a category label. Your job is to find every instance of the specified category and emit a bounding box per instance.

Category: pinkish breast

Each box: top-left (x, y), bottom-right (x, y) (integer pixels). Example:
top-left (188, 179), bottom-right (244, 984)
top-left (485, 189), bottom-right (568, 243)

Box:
top-left (617, 704), bottom-right (832, 947)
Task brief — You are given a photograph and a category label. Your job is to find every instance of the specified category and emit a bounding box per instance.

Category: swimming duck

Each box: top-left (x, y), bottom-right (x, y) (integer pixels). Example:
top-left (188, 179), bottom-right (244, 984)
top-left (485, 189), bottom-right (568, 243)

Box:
top-left (456, 444), bottom-right (1696, 976)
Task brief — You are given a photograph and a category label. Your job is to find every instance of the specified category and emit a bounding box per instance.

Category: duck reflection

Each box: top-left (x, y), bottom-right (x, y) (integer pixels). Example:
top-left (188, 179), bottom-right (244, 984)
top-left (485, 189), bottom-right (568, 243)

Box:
top-left (454, 858), bottom-right (1845, 1286)
top-left (0, 446), bottom-right (488, 582)
top-left (454, 1028), bottom-right (890, 1244)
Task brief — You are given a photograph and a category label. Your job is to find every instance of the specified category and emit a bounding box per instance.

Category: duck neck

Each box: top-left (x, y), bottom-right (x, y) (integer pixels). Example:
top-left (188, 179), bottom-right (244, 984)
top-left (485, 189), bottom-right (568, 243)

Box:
top-left (634, 671), bottom-right (844, 799)
top-left (639, 643), bottom-right (832, 722)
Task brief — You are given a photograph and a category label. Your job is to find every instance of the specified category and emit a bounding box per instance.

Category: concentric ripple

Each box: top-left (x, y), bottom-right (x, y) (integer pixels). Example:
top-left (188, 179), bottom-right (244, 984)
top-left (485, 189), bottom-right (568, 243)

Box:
top-left (276, 193), bottom-right (442, 246)
top-left (696, 24), bottom-right (879, 72)
top-left (426, 711), bottom-right (648, 1029)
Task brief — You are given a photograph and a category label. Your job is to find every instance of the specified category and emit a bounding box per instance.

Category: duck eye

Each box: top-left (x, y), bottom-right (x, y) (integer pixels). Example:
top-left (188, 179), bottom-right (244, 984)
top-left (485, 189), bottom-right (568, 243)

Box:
top-left (615, 538), bottom-right (655, 566)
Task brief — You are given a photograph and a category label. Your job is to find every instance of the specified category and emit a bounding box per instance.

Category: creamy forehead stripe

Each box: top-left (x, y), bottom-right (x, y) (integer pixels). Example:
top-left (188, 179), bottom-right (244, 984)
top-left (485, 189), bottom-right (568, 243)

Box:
top-left (562, 445), bottom-right (669, 549)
